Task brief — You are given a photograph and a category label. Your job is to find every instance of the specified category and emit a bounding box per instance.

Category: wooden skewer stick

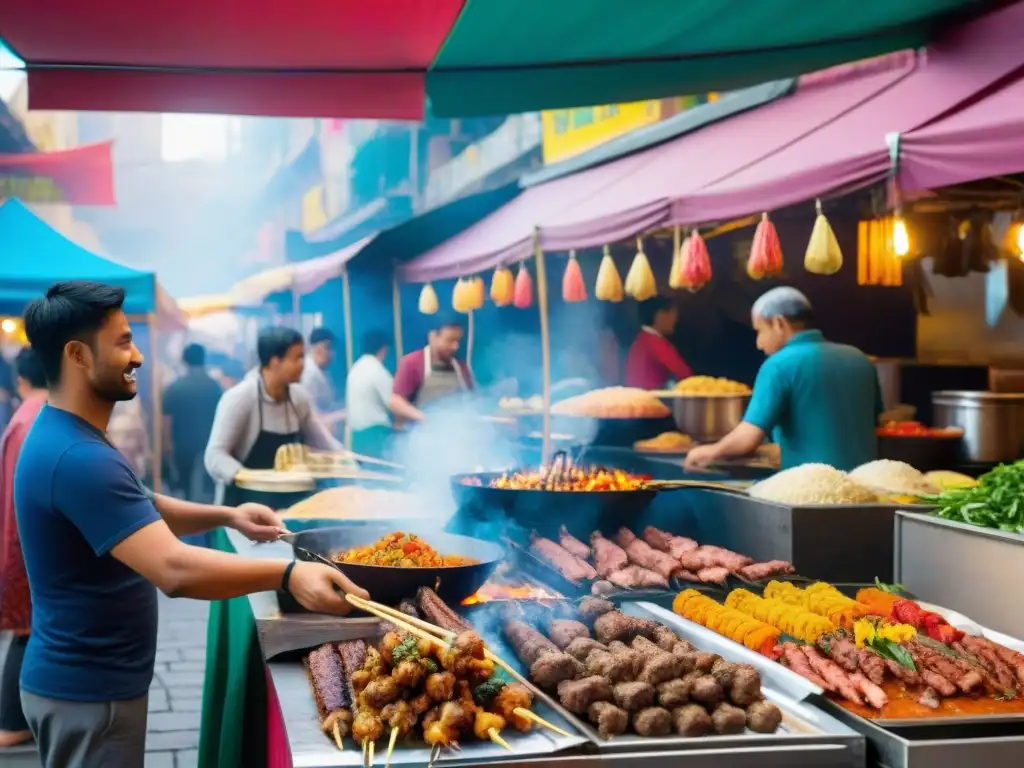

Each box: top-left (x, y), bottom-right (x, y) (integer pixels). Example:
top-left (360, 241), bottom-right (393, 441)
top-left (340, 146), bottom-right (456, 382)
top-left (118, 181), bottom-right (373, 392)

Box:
top-left (489, 728), bottom-right (513, 751)
top-left (368, 739), bottom-right (375, 767)
top-left (361, 739), bottom-right (367, 767)
top-left (344, 595), bottom-right (572, 740)
top-left (385, 726), bottom-right (398, 768)
top-left (513, 708), bottom-right (572, 738)
top-left (332, 721), bottom-right (344, 751)
top-left (343, 449), bottom-right (405, 471)
top-left (427, 742), bottom-right (441, 768)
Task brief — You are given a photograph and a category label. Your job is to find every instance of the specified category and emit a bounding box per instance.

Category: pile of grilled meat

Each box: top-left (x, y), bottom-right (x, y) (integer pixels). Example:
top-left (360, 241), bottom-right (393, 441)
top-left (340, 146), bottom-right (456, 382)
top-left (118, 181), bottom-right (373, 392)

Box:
top-left (529, 525), bottom-right (794, 592)
top-left (503, 598), bottom-right (782, 738)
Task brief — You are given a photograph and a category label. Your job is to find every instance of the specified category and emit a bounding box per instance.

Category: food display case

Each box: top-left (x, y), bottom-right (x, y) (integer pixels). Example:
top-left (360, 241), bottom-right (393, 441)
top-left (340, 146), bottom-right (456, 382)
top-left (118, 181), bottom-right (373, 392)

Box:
top-left (894, 510), bottom-right (1024, 639)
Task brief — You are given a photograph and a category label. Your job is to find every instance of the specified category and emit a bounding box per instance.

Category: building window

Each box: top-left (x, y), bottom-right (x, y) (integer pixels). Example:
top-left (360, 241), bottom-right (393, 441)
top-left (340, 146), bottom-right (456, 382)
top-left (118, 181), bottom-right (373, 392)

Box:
top-left (161, 114), bottom-right (244, 162)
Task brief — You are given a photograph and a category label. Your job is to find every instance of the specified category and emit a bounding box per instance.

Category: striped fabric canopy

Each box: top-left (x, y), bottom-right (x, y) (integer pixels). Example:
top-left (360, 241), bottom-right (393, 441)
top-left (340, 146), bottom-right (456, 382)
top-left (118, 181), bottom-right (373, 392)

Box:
top-left (0, 0), bottom-right (997, 118)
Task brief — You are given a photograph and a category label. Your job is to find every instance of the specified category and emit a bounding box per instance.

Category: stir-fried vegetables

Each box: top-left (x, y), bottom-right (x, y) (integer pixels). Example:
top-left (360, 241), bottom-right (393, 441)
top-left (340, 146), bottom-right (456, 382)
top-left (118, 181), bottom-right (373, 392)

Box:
top-left (336, 532), bottom-right (478, 568)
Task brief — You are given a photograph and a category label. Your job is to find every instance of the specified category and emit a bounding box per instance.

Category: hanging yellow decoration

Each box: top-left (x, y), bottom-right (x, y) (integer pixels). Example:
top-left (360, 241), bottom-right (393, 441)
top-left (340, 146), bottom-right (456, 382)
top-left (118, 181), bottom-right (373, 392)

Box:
top-left (804, 199), bottom-right (843, 275)
top-left (668, 226), bottom-right (687, 290)
top-left (468, 276), bottom-right (485, 310)
top-left (418, 283), bottom-right (439, 315)
top-left (452, 277), bottom-right (474, 313)
top-left (490, 266), bottom-right (514, 306)
top-left (595, 245), bottom-right (624, 302)
top-left (625, 237), bottom-right (657, 301)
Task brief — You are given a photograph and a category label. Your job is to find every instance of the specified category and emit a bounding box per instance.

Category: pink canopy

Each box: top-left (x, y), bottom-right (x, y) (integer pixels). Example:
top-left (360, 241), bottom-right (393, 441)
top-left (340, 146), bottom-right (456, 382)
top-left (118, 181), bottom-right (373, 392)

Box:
top-left (290, 235), bottom-right (375, 295)
top-left (669, 0), bottom-right (1024, 225)
top-left (401, 0), bottom-right (1024, 283)
top-left (898, 73), bottom-right (1024, 192)
top-left (401, 53), bottom-right (916, 282)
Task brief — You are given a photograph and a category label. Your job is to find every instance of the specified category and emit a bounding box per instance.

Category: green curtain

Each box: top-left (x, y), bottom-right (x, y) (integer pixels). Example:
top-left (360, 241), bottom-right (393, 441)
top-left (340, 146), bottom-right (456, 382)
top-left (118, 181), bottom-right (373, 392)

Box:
top-left (197, 529), bottom-right (267, 768)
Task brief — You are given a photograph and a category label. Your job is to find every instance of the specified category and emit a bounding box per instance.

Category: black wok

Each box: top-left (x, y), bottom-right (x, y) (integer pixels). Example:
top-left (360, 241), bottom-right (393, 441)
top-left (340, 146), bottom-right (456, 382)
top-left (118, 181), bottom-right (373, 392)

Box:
top-left (280, 523), bottom-right (503, 611)
top-left (449, 471), bottom-right (659, 543)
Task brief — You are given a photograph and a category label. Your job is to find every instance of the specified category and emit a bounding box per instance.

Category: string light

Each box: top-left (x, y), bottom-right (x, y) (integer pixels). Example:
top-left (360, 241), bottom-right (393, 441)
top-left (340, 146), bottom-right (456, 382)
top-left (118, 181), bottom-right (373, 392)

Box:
top-left (0, 318), bottom-right (17, 334)
top-left (1017, 223), bottom-right (1024, 260)
top-left (892, 217), bottom-right (910, 257)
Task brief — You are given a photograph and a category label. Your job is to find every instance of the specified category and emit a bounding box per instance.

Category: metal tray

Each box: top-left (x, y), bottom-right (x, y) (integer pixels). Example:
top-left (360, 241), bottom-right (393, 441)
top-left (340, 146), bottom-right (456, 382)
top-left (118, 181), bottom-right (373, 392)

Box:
top-left (475, 600), bottom-right (857, 753)
top-left (643, 599), bottom-right (1024, 732)
top-left (268, 640), bottom-right (588, 767)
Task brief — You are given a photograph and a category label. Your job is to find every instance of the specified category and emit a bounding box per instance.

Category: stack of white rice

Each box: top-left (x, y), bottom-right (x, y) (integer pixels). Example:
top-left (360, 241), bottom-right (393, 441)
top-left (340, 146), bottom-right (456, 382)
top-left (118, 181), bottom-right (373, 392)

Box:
top-left (748, 463), bottom-right (879, 505)
top-left (848, 459), bottom-right (940, 497)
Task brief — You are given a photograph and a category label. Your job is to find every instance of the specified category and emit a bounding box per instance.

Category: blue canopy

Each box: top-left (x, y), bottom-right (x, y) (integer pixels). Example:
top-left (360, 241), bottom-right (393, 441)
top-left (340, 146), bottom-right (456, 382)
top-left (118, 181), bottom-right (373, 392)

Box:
top-left (0, 199), bottom-right (155, 315)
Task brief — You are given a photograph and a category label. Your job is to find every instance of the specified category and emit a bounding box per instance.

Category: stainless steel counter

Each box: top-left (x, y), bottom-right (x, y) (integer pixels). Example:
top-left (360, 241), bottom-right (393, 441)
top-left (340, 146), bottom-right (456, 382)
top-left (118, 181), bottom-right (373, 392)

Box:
top-left (894, 511), bottom-right (1024, 639)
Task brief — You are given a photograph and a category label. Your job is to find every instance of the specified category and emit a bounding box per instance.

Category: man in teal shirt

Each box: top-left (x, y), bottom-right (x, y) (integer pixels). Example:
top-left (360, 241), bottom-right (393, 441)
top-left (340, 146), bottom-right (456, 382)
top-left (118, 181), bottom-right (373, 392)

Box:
top-left (685, 287), bottom-right (881, 471)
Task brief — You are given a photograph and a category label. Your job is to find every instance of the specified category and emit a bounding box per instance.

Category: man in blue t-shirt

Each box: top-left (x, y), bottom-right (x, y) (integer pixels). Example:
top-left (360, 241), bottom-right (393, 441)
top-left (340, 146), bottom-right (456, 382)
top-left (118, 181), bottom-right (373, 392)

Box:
top-left (15, 281), bottom-right (368, 768)
top-left (685, 287), bottom-right (882, 472)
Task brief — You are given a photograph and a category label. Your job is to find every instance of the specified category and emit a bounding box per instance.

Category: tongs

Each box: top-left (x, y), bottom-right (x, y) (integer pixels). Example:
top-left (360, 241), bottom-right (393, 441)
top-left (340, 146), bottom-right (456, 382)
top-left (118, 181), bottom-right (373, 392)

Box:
top-left (644, 478), bottom-right (749, 495)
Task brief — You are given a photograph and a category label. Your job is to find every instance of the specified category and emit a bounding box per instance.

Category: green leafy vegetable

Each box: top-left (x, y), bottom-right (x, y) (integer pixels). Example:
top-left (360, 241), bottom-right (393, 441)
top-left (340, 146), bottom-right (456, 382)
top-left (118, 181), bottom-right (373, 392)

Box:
top-left (391, 636), bottom-right (420, 665)
top-left (419, 657), bottom-right (438, 674)
top-left (473, 673), bottom-right (509, 706)
top-left (874, 577), bottom-right (907, 594)
top-left (927, 460), bottom-right (1024, 533)
top-left (867, 638), bottom-right (916, 672)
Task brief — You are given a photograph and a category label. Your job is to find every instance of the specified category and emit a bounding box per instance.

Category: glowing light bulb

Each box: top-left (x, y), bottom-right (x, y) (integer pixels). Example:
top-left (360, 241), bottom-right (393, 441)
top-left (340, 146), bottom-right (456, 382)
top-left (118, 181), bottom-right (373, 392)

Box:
top-left (1017, 223), bottom-right (1024, 259)
top-left (0, 318), bottom-right (16, 334)
top-left (893, 218), bottom-right (910, 257)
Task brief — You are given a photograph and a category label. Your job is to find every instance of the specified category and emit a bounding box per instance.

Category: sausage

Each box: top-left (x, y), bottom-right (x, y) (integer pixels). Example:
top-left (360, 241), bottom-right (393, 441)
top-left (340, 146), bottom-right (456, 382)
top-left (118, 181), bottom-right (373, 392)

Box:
top-left (417, 587), bottom-right (473, 633)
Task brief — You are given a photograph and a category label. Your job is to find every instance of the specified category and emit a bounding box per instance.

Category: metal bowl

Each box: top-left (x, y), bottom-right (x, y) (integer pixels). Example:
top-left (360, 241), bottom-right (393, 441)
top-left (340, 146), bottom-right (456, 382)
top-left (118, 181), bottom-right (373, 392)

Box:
top-left (666, 393), bottom-right (751, 442)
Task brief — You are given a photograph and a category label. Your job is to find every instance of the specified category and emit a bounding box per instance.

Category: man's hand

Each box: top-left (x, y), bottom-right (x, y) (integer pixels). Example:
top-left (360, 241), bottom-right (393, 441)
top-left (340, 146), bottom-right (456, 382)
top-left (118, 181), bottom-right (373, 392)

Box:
top-left (288, 562), bottom-right (369, 614)
top-left (231, 503), bottom-right (288, 542)
top-left (684, 444), bottom-right (719, 471)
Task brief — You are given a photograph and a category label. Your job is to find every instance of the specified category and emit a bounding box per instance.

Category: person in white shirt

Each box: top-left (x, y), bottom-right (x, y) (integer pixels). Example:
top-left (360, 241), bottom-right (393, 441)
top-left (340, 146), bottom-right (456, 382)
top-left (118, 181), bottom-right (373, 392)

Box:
top-left (346, 330), bottom-right (424, 458)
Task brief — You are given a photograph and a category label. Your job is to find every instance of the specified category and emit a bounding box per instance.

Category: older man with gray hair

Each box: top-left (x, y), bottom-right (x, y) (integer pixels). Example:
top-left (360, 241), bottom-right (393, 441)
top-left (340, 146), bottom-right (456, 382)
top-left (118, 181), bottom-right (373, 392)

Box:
top-left (685, 286), bottom-right (881, 471)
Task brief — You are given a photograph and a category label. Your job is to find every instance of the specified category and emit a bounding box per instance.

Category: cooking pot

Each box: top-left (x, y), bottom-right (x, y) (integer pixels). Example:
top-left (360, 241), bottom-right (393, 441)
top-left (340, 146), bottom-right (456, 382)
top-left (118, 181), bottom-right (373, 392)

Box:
top-left (932, 390), bottom-right (1024, 463)
top-left (663, 393), bottom-right (751, 443)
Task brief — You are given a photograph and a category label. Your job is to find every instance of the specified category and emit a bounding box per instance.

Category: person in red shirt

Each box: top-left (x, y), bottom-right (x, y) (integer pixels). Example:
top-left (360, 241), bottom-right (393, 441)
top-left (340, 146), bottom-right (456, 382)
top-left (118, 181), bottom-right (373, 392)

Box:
top-left (0, 348), bottom-right (48, 747)
top-left (624, 297), bottom-right (693, 389)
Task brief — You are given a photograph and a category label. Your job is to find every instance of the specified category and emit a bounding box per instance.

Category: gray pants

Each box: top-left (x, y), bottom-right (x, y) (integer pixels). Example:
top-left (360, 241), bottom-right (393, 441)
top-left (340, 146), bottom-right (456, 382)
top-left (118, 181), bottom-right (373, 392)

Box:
top-left (21, 690), bottom-right (148, 768)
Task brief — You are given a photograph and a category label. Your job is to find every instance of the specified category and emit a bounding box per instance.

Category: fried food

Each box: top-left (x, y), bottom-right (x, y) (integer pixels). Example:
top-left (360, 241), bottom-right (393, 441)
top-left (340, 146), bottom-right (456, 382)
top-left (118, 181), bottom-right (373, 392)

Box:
top-left (337, 531), bottom-right (477, 567)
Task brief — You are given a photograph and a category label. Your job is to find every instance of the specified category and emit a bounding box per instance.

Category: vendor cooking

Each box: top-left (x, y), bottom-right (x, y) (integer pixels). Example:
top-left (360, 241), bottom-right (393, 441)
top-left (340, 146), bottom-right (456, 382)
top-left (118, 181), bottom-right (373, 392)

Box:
top-left (685, 287), bottom-right (881, 472)
top-left (204, 326), bottom-right (343, 505)
top-left (624, 296), bottom-right (693, 389)
top-left (393, 315), bottom-right (474, 410)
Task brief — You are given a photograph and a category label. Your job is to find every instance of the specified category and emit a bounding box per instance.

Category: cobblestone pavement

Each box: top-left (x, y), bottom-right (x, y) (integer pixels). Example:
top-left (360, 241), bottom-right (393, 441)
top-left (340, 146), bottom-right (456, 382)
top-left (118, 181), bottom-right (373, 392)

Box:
top-left (145, 593), bottom-right (209, 768)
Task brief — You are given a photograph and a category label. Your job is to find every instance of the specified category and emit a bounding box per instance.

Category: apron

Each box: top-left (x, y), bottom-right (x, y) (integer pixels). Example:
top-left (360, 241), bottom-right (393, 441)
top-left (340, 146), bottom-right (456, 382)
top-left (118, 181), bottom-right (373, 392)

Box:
top-left (414, 347), bottom-right (469, 409)
top-left (222, 379), bottom-right (303, 508)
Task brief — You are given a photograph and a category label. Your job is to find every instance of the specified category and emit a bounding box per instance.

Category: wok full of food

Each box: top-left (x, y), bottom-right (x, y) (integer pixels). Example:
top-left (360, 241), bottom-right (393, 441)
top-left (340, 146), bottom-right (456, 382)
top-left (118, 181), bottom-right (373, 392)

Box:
top-left (286, 526), bottom-right (503, 606)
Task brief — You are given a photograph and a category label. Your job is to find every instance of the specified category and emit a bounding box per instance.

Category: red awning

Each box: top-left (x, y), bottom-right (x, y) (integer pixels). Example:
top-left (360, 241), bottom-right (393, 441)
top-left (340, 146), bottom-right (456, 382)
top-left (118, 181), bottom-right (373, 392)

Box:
top-left (5, 0), bottom-right (466, 119)
top-left (0, 141), bottom-right (115, 205)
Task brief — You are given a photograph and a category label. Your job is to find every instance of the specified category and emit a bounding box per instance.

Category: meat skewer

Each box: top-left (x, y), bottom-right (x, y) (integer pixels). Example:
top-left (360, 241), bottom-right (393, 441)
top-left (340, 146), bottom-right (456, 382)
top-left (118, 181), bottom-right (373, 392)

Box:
top-left (417, 587), bottom-right (474, 633)
top-left (642, 526), bottom-right (699, 559)
top-left (530, 532), bottom-right (599, 582)
top-left (559, 526), bottom-right (592, 560)
top-left (605, 565), bottom-right (668, 590)
top-left (614, 528), bottom-right (679, 580)
top-left (305, 643), bottom-right (352, 750)
top-left (590, 532), bottom-right (628, 578)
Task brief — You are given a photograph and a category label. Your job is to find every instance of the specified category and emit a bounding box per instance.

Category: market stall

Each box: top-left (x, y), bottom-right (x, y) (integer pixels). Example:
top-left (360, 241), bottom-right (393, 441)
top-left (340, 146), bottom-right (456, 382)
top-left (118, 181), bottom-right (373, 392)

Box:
top-left (0, 197), bottom-right (180, 489)
top-left (199, 454), bottom-right (1024, 768)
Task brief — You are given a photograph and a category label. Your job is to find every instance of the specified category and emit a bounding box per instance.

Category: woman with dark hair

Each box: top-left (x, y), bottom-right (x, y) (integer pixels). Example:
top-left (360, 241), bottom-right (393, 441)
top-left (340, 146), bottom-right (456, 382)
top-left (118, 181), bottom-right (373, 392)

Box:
top-left (204, 326), bottom-right (343, 505)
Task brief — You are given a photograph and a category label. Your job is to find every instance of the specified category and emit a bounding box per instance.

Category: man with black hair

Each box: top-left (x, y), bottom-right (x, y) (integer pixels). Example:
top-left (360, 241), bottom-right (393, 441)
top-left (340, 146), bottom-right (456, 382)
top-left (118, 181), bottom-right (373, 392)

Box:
top-left (163, 343), bottom-right (222, 500)
top-left (205, 325), bottom-right (343, 505)
top-left (345, 330), bottom-right (425, 457)
top-left (14, 283), bottom-right (367, 767)
top-left (624, 296), bottom-right (693, 389)
top-left (685, 287), bottom-right (881, 471)
top-left (300, 327), bottom-right (343, 421)
top-left (0, 347), bottom-right (48, 748)
top-left (393, 316), bottom-right (474, 409)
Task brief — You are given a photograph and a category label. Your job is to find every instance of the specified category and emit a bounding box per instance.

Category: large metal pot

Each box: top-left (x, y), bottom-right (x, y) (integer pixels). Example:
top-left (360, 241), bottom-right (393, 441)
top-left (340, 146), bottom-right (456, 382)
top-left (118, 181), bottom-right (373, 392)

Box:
top-left (665, 393), bottom-right (751, 443)
top-left (932, 390), bottom-right (1024, 463)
